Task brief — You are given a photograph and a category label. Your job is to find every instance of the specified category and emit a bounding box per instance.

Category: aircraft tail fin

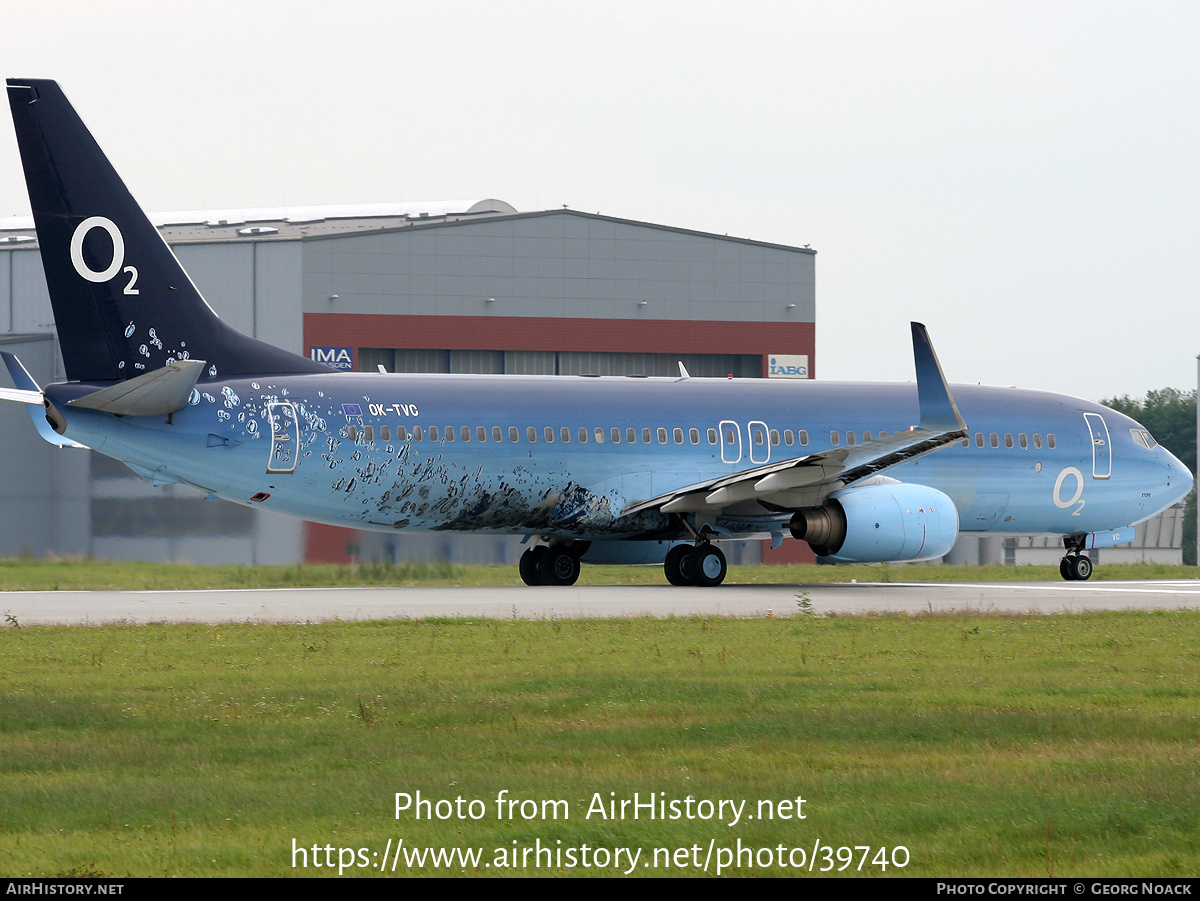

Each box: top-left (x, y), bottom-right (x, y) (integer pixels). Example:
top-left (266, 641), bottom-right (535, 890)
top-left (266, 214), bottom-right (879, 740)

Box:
top-left (5, 79), bottom-right (326, 383)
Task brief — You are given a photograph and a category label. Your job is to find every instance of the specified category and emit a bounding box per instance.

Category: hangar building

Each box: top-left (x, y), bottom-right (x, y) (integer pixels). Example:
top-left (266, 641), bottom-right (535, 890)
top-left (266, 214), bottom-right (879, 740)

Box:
top-left (0, 201), bottom-right (817, 565)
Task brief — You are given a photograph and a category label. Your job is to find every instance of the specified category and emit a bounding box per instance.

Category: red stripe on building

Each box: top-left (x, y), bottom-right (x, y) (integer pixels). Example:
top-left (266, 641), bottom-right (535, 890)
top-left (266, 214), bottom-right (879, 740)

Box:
top-left (304, 313), bottom-right (814, 378)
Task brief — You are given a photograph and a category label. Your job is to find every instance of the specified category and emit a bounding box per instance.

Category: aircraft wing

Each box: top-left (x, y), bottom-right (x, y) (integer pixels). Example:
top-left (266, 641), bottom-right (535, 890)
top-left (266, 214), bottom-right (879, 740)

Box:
top-left (619, 323), bottom-right (968, 519)
top-left (620, 425), bottom-right (966, 517)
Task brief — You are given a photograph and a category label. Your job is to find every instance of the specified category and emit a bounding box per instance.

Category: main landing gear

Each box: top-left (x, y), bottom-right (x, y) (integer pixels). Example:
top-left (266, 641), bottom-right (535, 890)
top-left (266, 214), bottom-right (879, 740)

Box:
top-left (663, 542), bottom-right (728, 587)
top-left (1059, 535), bottom-right (1092, 581)
top-left (519, 544), bottom-right (583, 586)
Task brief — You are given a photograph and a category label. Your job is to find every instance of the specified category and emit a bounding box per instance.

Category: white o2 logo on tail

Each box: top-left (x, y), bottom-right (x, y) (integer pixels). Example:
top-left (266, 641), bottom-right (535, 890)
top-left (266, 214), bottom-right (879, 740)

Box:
top-left (1053, 467), bottom-right (1085, 516)
top-left (69, 217), bottom-right (139, 294)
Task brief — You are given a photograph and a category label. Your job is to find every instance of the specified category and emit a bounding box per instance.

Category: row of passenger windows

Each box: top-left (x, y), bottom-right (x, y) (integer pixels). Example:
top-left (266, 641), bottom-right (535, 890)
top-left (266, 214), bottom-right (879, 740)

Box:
top-left (347, 424), bottom-right (750, 446)
top-left (344, 423), bottom-right (1058, 451)
top-left (963, 432), bottom-right (1057, 449)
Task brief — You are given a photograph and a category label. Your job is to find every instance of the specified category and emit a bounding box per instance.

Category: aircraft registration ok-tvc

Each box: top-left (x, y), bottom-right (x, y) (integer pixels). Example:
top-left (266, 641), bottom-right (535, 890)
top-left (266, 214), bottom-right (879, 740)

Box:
top-left (1, 79), bottom-right (1192, 586)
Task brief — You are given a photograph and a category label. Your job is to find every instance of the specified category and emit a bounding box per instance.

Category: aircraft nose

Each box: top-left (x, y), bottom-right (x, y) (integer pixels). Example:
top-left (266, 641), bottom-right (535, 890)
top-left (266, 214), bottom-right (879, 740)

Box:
top-left (1160, 446), bottom-right (1193, 505)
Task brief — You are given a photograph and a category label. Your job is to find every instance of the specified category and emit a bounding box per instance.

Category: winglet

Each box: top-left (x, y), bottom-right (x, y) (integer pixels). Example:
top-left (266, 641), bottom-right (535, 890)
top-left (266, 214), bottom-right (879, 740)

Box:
top-left (911, 322), bottom-right (967, 433)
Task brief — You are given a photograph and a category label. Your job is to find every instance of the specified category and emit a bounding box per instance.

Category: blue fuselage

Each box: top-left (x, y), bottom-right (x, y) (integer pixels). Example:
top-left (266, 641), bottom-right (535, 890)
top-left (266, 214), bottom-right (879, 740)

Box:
top-left (46, 372), bottom-right (1193, 549)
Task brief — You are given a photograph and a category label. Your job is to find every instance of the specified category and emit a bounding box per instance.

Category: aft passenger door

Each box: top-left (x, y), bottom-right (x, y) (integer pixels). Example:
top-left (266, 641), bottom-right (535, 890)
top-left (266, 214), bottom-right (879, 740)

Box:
top-left (267, 401), bottom-right (299, 473)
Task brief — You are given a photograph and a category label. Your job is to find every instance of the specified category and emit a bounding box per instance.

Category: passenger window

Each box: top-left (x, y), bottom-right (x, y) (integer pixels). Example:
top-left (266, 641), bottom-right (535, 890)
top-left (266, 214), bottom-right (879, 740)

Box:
top-left (725, 427), bottom-right (736, 444)
top-left (1004, 434), bottom-right (1013, 448)
top-left (673, 428), bottom-right (683, 444)
top-left (611, 428), bottom-right (621, 443)
top-left (642, 428), bottom-right (651, 443)
top-left (1033, 434), bottom-right (1042, 449)
top-left (960, 437), bottom-right (969, 447)
top-left (863, 431), bottom-right (872, 441)
top-left (657, 428), bottom-right (667, 444)
top-left (689, 428), bottom-right (699, 444)
top-left (1048, 434), bottom-right (1057, 448)
top-left (595, 427), bottom-right (605, 443)
top-left (430, 426), bottom-right (440, 441)
top-left (380, 426), bottom-right (390, 441)
top-left (560, 427), bottom-right (570, 443)
top-left (830, 431), bottom-right (840, 447)
top-left (1019, 434), bottom-right (1028, 449)
top-left (990, 433), bottom-right (999, 448)
top-left (627, 428), bottom-right (636, 443)
top-left (846, 432), bottom-right (856, 446)
top-left (364, 426), bottom-right (374, 442)
top-left (770, 429), bottom-right (780, 445)
top-left (397, 425), bottom-right (408, 441)
top-left (414, 426), bottom-right (424, 441)
top-left (447, 427), bottom-right (456, 442)
top-left (526, 427), bottom-right (537, 442)
top-left (708, 428), bottom-right (718, 445)
top-left (508, 426), bottom-right (518, 442)
top-left (798, 430), bottom-right (808, 446)
top-left (477, 426), bottom-right (487, 442)
top-left (784, 430), bottom-right (794, 446)
top-left (461, 426), bottom-right (470, 442)
top-left (492, 426), bottom-right (501, 442)
top-left (975, 433), bottom-right (984, 447)
top-left (578, 427), bottom-right (588, 443)
top-left (347, 425), bottom-right (359, 441)
top-left (543, 427), bottom-right (554, 443)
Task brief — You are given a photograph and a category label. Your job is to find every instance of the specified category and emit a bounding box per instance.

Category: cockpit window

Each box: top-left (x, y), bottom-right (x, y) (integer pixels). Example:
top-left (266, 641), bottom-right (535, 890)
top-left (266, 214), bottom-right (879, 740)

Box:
top-left (1131, 429), bottom-right (1158, 449)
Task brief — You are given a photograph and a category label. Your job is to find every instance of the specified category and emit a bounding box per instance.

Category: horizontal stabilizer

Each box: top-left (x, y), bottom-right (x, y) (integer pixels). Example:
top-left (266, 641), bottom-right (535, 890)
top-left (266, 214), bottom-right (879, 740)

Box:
top-left (0, 351), bottom-right (88, 448)
top-left (0, 385), bottom-right (43, 406)
top-left (67, 359), bottom-right (207, 416)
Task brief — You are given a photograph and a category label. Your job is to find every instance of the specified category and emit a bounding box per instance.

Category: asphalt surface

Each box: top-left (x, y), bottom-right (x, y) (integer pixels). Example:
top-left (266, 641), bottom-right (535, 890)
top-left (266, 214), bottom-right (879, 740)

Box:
top-left (3, 580), bottom-right (1199, 625)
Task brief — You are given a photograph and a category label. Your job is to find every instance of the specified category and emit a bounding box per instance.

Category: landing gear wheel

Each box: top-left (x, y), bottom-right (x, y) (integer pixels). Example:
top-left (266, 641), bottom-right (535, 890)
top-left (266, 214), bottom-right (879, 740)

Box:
top-left (536, 545), bottom-right (581, 586)
top-left (519, 547), bottom-right (546, 586)
top-left (688, 544), bottom-right (727, 587)
top-left (1060, 554), bottom-right (1092, 581)
top-left (664, 545), bottom-right (694, 586)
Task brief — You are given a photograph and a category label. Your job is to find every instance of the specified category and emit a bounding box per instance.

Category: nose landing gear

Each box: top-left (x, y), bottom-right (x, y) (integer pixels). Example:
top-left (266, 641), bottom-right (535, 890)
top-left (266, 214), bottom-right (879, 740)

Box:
top-left (1059, 535), bottom-right (1092, 581)
top-left (1060, 553), bottom-right (1093, 581)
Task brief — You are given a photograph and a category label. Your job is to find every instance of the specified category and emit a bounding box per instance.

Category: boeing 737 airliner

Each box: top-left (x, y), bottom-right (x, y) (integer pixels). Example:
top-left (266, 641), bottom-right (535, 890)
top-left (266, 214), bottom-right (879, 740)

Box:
top-left (1, 79), bottom-right (1191, 586)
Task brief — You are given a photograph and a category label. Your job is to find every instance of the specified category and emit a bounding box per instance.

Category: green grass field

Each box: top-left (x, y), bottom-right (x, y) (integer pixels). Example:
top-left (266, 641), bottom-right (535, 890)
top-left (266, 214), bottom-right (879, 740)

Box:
top-left (1, 610), bottom-right (1197, 877)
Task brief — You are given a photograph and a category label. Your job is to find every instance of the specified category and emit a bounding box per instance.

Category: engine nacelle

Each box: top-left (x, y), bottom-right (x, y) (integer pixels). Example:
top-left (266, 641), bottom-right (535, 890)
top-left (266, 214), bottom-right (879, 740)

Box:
top-left (789, 482), bottom-right (959, 563)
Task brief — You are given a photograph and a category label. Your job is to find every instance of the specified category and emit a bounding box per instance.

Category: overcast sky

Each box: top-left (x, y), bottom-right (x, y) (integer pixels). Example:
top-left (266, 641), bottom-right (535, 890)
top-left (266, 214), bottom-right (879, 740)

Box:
top-left (2, 1), bottom-right (1197, 402)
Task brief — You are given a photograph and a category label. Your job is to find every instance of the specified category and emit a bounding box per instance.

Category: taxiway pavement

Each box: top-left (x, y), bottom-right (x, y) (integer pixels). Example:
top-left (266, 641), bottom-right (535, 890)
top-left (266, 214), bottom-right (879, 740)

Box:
top-left (3, 580), bottom-right (1199, 625)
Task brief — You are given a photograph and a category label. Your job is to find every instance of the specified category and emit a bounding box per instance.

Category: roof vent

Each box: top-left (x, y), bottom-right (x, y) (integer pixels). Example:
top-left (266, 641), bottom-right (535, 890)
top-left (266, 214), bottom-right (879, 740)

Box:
top-left (0, 235), bottom-right (36, 244)
top-left (237, 226), bottom-right (280, 237)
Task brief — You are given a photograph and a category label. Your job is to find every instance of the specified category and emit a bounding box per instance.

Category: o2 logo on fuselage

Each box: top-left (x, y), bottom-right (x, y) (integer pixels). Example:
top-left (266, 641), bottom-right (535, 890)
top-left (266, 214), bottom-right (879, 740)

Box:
top-left (69, 217), bottom-right (139, 294)
top-left (1053, 466), bottom-right (1085, 516)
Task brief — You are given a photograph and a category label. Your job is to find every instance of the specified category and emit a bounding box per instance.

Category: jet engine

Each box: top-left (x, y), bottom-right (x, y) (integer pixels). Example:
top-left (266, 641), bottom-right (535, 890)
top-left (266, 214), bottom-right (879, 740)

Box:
top-left (788, 482), bottom-right (959, 563)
